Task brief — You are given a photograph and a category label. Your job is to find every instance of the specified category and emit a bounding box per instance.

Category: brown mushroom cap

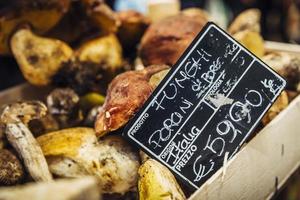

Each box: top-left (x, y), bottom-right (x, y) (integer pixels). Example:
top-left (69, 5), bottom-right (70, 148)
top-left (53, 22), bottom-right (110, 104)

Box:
top-left (0, 149), bottom-right (24, 185)
top-left (0, 101), bottom-right (47, 124)
top-left (81, 0), bottom-right (120, 34)
top-left (95, 65), bottom-right (169, 136)
top-left (139, 13), bottom-right (208, 66)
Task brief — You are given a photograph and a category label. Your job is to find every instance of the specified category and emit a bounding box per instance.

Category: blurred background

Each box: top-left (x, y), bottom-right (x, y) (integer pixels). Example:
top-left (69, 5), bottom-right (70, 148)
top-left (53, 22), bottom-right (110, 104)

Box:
top-left (1, 0), bottom-right (300, 91)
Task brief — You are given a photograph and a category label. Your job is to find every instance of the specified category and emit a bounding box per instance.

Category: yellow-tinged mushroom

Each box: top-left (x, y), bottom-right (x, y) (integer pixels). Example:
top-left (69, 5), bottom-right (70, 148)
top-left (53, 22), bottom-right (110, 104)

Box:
top-left (75, 34), bottom-right (123, 73)
top-left (0, 0), bottom-right (70, 55)
top-left (37, 127), bottom-right (95, 158)
top-left (138, 159), bottom-right (186, 200)
top-left (10, 28), bottom-right (73, 86)
top-left (228, 9), bottom-right (261, 35)
top-left (80, 92), bottom-right (105, 111)
top-left (37, 128), bottom-right (140, 194)
top-left (149, 69), bottom-right (170, 88)
top-left (262, 91), bottom-right (289, 125)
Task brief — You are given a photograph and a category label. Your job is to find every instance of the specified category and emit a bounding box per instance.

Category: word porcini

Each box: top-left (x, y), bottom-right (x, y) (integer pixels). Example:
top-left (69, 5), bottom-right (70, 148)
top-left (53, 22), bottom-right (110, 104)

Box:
top-left (123, 22), bottom-right (286, 190)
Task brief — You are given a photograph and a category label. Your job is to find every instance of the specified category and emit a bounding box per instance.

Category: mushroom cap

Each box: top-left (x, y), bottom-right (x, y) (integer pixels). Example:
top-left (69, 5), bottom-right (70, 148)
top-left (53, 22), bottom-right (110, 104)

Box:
top-left (138, 159), bottom-right (186, 200)
top-left (262, 52), bottom-right (300, 91)
top-left (0, 149), bottom-right (24, 185)
top-left (0, 0), bottom-right (70, 55)
top-left (228, 8), bottom-right (261, 35)
top-left (0, 101), bottom-right (47, 124)
top-left (95, 65), bottom-right (169, 136)
top-left (47, 88), bottom-right (79, 115)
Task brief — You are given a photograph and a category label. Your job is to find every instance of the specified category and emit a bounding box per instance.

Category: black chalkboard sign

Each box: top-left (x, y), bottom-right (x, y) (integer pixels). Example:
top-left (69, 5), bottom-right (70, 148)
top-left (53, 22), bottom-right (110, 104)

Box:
top-left (123, 22), bottom-right (286, 190)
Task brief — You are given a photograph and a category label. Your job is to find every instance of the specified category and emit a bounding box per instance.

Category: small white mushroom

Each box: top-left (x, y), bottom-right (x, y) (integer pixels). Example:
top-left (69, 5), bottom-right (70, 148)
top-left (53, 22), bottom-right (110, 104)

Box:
top-left (0, 101), bottom-right (52, 182)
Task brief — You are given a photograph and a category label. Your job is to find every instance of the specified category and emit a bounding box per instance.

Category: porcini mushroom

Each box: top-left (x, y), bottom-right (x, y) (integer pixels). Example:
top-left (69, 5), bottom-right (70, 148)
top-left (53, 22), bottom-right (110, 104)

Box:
top-left (10, 28), bottom-right (73, 86)
top-left (262, 91), bottom-right (289, 125)
top-left (75, 34), bottom-right (123, 74)
top-left (95, 65), bottom-right (169, 137)
top-left (37, 127), bottom-right (140, 194)
top-left (262, 52), bottom-right (300, 91)
top-left (138, 159), bottom-right (186, 200)
top-left (139, 13), bottom-right (207, 66)
top-left (0, 177), bottom-right (101, 200)
top-left (46, 88), bottom-right (82, 128)
top-left (0, 101), bottom-right (52, 182)
top-left (0, 149), bottom-right (24, 185)
top-left (0, 0), bottom-right (70, 55)
top-left (232, 30), bottom-right (264, 57)
top-left (116, 10), bottom-right (150, 52)
top-left (80, 0), bottom-right (120, 34)
top-left (227, 9), bottom-right (261, 35)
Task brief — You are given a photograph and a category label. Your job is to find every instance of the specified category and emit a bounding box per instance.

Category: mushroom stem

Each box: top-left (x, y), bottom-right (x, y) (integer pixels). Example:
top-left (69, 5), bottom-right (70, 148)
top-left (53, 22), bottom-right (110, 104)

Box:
top-left (6, 122), bottom-right (52, 182)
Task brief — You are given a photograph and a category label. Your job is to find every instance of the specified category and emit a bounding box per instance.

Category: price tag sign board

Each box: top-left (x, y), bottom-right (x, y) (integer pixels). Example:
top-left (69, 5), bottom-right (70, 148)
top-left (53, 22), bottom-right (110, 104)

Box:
top-left (123, 22), bottom-right (286, 190)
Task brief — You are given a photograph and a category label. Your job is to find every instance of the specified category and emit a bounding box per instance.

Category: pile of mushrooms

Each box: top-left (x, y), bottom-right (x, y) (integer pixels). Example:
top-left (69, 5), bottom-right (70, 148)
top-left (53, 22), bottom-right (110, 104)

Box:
top-left (0, 4), bottom-right (299, 200)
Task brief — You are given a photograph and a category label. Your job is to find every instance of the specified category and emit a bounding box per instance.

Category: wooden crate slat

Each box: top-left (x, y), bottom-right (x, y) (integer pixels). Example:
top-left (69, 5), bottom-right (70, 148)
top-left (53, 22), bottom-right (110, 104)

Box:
top-left (189, 95), bottom-right (300, 200)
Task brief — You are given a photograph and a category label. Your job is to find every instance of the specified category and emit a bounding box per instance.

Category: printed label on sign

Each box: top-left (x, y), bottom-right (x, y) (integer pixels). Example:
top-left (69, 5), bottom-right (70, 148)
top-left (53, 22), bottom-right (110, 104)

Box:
top-left (122, 22), bottom-right (286, 190)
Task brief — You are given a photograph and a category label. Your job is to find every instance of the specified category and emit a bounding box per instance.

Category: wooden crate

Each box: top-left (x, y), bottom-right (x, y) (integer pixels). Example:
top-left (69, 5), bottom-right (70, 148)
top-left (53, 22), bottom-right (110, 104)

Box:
top-left (0, 41), bottom-right (299, 199)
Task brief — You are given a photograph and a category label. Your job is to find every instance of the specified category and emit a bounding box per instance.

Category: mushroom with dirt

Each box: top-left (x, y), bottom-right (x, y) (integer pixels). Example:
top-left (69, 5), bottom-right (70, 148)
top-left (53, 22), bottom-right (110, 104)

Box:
top-left (0, 101), bottom-right (53, 182)
top-left (94, 65), bottom-right (169, 137)
top-left (0, 149), bottom-right (24, 186)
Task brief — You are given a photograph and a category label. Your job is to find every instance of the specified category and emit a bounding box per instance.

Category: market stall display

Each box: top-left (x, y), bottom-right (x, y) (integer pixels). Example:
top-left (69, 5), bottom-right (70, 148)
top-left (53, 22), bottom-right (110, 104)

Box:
top-left (0, 2), bottom-right (299, 199)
